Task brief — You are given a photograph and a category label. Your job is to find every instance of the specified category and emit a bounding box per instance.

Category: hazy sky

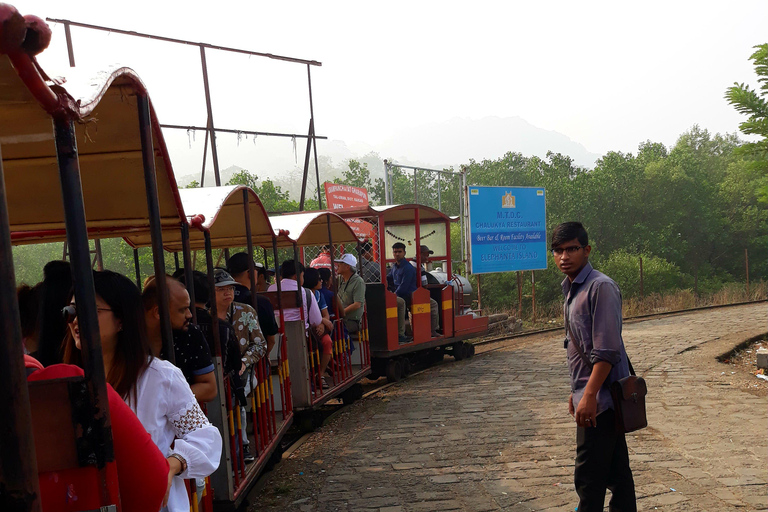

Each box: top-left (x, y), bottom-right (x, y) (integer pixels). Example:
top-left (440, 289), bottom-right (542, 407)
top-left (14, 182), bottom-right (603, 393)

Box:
top-left (15, 0), bottom-right (767, 170)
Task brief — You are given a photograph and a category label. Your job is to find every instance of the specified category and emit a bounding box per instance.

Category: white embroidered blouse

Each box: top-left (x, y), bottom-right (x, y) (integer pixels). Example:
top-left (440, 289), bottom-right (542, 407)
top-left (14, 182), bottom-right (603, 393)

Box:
top-left (130, 358), bottom-right (222, 512)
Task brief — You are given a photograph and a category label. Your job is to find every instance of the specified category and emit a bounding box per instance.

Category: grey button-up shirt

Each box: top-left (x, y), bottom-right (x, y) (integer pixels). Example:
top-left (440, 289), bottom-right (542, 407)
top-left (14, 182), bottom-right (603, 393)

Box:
top-left (563, 262), bottom-right (631, 415)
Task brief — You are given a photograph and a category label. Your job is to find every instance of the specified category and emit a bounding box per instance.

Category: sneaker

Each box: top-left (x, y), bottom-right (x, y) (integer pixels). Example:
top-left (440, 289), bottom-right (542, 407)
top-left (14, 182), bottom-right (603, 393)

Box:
top-left (243, 445), bottom-right (255, 464)
top-left (398, 335), bottom-right (412, 344)
top-left (321, 376), bottom-right (330, 389)
top-left (431, 330), bottom-right (440, 338)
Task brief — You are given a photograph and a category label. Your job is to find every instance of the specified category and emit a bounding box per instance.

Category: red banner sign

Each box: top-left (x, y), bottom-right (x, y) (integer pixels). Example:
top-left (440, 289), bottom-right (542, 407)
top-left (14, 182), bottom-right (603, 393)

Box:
top-left (324, 183), bottom-right (369, 210)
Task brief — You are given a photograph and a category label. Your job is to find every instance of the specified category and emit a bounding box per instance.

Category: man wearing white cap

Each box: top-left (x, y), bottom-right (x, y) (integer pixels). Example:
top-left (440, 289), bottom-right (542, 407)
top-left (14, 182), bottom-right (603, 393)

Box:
top-left (335, 253), bottom-right (366, 334)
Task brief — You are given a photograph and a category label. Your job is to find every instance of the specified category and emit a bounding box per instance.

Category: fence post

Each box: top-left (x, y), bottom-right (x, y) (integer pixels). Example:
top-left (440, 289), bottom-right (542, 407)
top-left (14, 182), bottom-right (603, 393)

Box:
top-left (745, 248), bottom-right (750, 297)
top-left (476, 274), bottom-right (482, 314)
top-left (639, 256), bottom-right (644, 299)
top-left (531, 271), bottom-right (536, 324)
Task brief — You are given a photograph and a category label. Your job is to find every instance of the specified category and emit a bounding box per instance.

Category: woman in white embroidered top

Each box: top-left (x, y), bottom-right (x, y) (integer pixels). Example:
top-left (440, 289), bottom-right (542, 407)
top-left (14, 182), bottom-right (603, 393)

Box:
top-left (63, 270), bottom-right (222, 512)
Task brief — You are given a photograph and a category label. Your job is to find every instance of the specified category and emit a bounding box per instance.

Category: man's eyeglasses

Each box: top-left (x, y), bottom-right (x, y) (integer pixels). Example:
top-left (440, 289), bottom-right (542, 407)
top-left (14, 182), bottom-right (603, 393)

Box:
top-left (62, 304), bottom-right (113, 323)
top-left (552, 246), bottom-right (584, 256)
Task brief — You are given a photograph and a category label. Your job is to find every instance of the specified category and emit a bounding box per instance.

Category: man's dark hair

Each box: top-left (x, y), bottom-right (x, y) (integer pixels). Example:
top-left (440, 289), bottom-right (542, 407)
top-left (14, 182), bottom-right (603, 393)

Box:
top-left (281, 259), bottom-right (305, 279)
top-left (303, 268), bottom-right (321, 289)
top-left (551, 222), bottom-right (589, 249)
top-left (177, 270), bottom-right (209, 305)
top-left (392, 242), bottom-right (406, 252)
top-left (227, 252), bottom-right (251, 276)
top-left (361, 241), bottom-right (372, 253)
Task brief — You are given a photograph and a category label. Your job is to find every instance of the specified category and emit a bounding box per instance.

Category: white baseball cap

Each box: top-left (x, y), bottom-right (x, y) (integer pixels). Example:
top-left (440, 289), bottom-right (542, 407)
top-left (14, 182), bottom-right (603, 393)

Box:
top-left (334, 253), bottom-right (358, 267)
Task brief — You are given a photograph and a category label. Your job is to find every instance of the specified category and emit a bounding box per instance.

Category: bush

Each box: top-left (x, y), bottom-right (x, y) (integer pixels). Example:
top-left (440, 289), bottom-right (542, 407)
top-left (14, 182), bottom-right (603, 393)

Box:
top-left (596, 250), bottom-right (681, 298)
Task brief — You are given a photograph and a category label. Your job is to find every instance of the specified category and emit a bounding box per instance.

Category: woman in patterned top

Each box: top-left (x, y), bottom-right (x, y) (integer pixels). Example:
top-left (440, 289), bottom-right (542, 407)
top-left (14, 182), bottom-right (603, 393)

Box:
top-left (62, 270), bottom-right (222, 512)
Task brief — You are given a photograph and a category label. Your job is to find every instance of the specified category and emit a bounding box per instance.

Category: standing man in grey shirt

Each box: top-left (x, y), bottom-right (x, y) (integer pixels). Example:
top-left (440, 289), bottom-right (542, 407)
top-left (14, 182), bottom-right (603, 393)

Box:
top-left (552, 221), bottom-right (636, 512)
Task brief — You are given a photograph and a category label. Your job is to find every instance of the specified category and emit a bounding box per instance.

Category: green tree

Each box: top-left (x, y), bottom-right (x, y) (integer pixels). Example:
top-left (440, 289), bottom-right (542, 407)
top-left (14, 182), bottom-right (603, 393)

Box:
top-left (185, 180), bottom-right (200, 189)
top-left (725, 43), bottom-right (768, 165)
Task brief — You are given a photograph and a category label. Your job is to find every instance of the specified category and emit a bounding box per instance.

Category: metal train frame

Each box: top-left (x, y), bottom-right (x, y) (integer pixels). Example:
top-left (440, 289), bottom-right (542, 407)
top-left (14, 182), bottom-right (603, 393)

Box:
top-left (0, 7), bottom-right (488, 512)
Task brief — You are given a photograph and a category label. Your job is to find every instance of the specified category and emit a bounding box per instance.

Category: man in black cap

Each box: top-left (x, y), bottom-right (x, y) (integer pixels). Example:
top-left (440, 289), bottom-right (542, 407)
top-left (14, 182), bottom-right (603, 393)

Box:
top-left (227, 252), bottom-right (279, 357)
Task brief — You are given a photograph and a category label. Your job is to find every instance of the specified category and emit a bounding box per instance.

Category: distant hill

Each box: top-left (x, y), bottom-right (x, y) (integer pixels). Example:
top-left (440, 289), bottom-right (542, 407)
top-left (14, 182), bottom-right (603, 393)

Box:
top-left (373, 116), bottom-right (600, 169)
top-left (173, 116), bottom-right (600, 191)
top-left (175, 164), bottom-right (246, 188)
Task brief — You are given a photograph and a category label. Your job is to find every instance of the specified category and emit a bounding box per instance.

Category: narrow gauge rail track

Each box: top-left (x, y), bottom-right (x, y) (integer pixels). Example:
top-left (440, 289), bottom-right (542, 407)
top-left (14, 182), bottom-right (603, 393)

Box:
top-left (264, 298), bottom-right (766, 474)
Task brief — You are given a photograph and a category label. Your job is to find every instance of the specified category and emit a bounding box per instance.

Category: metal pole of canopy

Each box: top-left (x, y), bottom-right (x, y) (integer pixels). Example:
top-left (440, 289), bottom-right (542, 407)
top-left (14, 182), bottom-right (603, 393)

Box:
top-left (242, 189), bottom-right (258, 307)
top-left (383, 160), bottom-right (390, 206)
top-left (299, 119), bottom-right (313, 211)
top-left (0, 146), bottom-right (42, 512)
top-left (204, 231), bottom-right (223, 359)
top-left (200, 47), bottom-right (222, 187)
top-left (306, 65), bottom-right (323, 210)
top-left (137, 94), bottom-right (174, 364)
top-left (181, 222), bottom-right (197, 324)
top-left (53, 117), bottom-right (114, 502)
top-left (133, 248), bottom-right (141, 288)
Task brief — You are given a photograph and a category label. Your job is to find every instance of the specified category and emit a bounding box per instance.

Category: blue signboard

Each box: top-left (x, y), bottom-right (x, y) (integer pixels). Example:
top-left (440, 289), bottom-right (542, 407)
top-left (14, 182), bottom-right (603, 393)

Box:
top-left (467, 186), bottom-right (547, 274)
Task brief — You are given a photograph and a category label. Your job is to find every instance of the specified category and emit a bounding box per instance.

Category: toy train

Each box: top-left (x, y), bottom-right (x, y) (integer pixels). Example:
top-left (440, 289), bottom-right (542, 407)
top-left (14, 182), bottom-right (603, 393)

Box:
top-left (0, 8), bottom-right (487, 511)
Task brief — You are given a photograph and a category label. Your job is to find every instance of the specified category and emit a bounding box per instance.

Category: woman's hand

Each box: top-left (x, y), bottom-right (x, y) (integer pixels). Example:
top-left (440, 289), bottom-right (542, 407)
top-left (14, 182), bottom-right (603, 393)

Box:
top-left (163, 455), bottom-right (183, 507)
top-left (239, 362), bottom-right (246, 376)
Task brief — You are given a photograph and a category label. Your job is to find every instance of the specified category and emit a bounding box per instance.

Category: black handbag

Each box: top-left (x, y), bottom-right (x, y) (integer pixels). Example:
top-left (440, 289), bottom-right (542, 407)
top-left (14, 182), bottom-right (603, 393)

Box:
top-left (566, 319), bottom-right (647, 433)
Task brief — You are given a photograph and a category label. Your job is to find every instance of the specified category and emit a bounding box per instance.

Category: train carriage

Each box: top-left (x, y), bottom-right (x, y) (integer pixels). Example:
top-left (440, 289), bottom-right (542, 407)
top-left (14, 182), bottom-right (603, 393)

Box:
top-left (267, 211), bottom-right (372, 425)
top-left (333, 204), bottom-right (489, 381)
top-left (125, 184), bottom-right (294, 510)
top-left (0, 11), bottom-right (190, 510)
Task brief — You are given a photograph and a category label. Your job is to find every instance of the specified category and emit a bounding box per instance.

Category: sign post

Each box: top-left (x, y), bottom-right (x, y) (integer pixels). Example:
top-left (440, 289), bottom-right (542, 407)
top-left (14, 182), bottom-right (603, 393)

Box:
top-left (467, 186), bottom-right (547, 275)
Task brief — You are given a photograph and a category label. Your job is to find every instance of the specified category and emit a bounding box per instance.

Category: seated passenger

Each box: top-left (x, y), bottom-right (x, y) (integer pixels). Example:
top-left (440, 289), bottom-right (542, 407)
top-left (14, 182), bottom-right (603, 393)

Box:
top-left (303, 267), bottom-right (335, 334)
top-left (410, 245), bottom-right (441, 337)
top-left (213, 268), bottom-right (267, 463)
top-left (334, 253), bottom-right (366, 334)
top-left (179, 270), bottom-right (242, 378)
top-left (227, 252), bottom-right (279, 356)
top-left (388, 242), bottom-right (416, 343)
top-left (310, 245), bottom-right (332, 269)
top-left (142, 276), bottom-right (217, 402)
top-left (61, 270), bottom-right (222, 512)
top-left (26, 355), bottom-right (169, 512)
top-left (318, 267), bottom-right (342, 322)
top-left (268, 260), bottom-right (333, 388)
top-left (359, 240), bottom-right (382, 284)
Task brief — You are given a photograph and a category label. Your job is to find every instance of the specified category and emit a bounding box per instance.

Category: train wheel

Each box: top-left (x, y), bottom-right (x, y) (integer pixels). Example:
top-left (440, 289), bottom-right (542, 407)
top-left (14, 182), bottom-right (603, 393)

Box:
top-left (452, 342), bottom-right (467, 361)
top-left (265, 443), bottom-right (284, 472)
top-left (467, 343), bottom-right (476, 358)
top-left (400, 357), bottom-right (412, 377)
top-left (341, 383), bottom-right (364, 405)
top-left (386, 359), bottom-right (403, 382)
top-left (427, 348), bottom-right (444, 366)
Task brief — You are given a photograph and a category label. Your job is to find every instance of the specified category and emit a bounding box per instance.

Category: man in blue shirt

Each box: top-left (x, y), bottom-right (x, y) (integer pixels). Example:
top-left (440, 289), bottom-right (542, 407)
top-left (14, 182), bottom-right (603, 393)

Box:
top-left (388, 242), bottom-right (416, 343)
top-left (552, 221), bottom-right (636, 512)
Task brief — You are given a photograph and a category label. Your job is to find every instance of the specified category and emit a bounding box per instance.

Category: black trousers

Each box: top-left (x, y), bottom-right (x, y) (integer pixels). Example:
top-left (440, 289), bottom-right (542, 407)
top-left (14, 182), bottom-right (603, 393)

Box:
top-left (575, 408), bottom-right (636, 512)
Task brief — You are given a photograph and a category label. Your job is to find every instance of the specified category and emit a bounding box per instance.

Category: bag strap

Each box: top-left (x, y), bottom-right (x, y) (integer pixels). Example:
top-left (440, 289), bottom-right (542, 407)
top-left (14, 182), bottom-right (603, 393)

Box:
top-left (565, 307), bottom-right (636, 376)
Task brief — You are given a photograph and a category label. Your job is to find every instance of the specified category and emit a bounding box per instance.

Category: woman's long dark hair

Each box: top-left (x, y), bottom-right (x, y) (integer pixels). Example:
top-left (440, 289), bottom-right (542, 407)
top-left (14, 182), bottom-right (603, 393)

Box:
top-left (62, 270), bottom-right (151, 403)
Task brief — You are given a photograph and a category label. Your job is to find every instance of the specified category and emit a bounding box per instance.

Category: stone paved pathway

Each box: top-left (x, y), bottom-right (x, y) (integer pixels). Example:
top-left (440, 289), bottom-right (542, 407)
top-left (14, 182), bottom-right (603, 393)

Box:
top-left (250, 303), bottom-right (767, 511)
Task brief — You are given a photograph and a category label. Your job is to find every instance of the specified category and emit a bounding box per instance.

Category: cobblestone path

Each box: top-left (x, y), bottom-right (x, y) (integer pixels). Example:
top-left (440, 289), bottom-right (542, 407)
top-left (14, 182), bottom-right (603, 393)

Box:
top-left (251, 303), bottom-right (767, 511)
